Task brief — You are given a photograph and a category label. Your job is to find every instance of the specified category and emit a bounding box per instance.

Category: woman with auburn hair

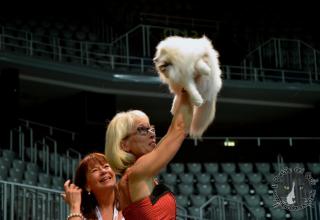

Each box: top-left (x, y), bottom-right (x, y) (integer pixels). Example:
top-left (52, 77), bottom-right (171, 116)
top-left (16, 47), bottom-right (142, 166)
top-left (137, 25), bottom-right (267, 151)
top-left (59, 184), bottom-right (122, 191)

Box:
top-left (62, 152), bottom-right (124, 220)
top-left (105, 92), bottom-right (189, 219)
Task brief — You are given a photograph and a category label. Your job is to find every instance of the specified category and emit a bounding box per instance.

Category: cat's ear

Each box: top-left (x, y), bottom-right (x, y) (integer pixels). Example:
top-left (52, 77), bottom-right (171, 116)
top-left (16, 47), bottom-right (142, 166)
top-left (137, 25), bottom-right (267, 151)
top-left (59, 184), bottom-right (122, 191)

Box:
top-left (153, 48), bottom-right (168, 63)
top-left (160, 48), bottom-right (168, 56)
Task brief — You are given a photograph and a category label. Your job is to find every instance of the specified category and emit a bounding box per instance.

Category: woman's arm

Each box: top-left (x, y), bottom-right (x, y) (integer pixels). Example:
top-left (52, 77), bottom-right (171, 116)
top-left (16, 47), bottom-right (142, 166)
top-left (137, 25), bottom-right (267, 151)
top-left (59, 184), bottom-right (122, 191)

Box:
top-left (131, 92), bottom-right (189, 179)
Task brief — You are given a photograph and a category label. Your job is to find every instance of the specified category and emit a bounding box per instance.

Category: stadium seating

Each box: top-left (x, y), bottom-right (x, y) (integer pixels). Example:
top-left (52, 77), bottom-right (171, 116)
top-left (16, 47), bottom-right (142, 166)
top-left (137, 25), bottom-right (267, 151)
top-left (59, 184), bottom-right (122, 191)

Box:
top-left (187, 162), bottom-right (202, 174)
top-left (170, 163), bottom-right (185, 174)
top-left (179, 173), bottom-right (194, 184)
top-left (239, 163), bottom-right (253, 174)
top-left (203, 163), bottom-right (219, 174)
top-left (221, 162), bottom-right (236, 174)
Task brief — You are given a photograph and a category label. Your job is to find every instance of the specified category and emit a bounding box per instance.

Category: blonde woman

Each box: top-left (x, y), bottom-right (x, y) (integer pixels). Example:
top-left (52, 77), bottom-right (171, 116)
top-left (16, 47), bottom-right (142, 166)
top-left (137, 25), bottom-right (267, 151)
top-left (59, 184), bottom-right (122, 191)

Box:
top-left (105, 92), bottom-right (189, 219)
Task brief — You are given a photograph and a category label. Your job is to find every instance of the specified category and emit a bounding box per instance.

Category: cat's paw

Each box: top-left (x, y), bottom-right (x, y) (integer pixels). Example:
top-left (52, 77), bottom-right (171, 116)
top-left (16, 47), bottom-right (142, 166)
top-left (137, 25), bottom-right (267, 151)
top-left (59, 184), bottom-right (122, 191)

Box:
top-left (191, 97), bottom-right (203, 107)
top-left (195, 58), bottom-right (211, 76)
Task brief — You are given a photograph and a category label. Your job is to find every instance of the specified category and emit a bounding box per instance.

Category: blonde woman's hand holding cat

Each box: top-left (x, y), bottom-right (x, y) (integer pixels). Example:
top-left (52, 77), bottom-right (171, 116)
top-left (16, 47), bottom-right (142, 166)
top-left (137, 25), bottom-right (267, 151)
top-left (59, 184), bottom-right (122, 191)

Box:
top-left (170, 90), bottom-right (191, 135)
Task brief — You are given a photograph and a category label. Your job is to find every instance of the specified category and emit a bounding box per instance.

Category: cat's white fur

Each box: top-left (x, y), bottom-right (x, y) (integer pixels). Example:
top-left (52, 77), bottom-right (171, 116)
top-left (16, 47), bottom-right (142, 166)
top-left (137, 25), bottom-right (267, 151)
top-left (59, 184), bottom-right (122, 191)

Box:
top-left (153, 35), bottom-right (223, 139)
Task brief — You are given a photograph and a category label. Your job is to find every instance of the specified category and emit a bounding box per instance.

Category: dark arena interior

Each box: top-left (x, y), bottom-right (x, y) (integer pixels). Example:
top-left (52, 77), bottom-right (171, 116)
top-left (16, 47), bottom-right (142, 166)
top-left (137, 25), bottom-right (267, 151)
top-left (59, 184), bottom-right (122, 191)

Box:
top-left (0, 1), bottom-right (320, 219)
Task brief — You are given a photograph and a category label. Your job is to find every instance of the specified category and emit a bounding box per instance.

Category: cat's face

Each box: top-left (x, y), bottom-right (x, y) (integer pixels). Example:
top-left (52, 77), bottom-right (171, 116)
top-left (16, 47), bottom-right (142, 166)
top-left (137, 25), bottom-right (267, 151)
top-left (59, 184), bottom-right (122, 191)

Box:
top-left (153, 47), bottom-right (175, 79)
top-left (153, 47), bottom-right (185, 93)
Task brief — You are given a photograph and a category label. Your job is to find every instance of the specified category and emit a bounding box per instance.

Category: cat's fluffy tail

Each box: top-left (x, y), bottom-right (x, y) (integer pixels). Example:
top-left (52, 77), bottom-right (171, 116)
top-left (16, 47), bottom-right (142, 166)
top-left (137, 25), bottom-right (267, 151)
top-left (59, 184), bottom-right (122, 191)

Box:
top-left (189, 96), bottom-right (218, 139)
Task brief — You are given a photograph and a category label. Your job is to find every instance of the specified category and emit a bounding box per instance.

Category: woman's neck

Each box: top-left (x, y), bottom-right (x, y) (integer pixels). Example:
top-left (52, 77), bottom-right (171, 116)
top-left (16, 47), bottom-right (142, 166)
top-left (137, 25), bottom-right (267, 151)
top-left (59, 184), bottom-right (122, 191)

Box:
top-left (96, 189), bottom-right (116, 220)
top-left (96, 188), bottom-right (115, 209)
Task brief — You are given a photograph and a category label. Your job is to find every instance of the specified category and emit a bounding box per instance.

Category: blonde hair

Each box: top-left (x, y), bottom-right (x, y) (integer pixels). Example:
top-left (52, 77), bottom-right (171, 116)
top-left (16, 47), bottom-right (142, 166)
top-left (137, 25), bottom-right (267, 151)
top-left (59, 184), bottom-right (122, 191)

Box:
top-left (105, 110), bottom-right (148, 174)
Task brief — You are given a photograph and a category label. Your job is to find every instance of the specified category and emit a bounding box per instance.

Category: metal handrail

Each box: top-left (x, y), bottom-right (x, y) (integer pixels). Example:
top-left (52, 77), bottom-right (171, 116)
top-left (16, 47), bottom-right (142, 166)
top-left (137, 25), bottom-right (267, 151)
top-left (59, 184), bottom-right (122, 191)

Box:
top-left (1, 25), bottom-right (320, 85)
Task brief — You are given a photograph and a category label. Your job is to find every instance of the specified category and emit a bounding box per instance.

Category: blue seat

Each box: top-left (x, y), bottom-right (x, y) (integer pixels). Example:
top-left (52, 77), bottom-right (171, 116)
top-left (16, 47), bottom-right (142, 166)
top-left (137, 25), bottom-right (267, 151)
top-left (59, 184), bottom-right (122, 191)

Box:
top-left (0, 166), bottom-right (8, 180)
top-left (8, 167), bottom-right (24, 183)
top-left (0, 157), bottom-right (11, 169)
top-left (247, 172), bottom-right (262, 184)
top-left (196, 173), bottom-right (211, 184)
top-left (38, 172), bottom-right (52, 188)
top-left (190, 194), bottom-right (207, 207)
top-left (161, 173), bottom-right (177, 186)
top-left (178, 183), bottom-right (194, 196)
top-left (255, 163), bottom-right (271, 174)
top-left (23, 171), bottom-right (38, 185)
top-left (179, 173), bottom-right (194, 184)
top-left (269, 207), bottom-right (286, 220)
top-left (204, 163), bottom-right (219, 174)
top-left (196, 183), bottom-right (213, 196)
top-left (52, 176), bottom-right (64, 190)
top-left (230, 172), bottom-right (246, 184)
top-left (213, 173), bottom-right (228, 184)
top-left (264, 173), bottom-right (276, 184)
top-left (170, 163), bottom-right (185, 174)
top-left (251, 207), bottom-right (266, 219)
top-left (226, 194), bottom-right (243, 203)
top-left (253, 183), bottom-right (269, 195)
top-left (187, 206), bottom-right (200, 217)
top-left (239, 163), bottom-right (253, 174)
top-left (12, 159), bottom-right (26, 171)
top-left (261, 194), bottom-right (274, 208)
top-left (244, 194), bottom-right (261, 207)
top-left (186, 163), bottom-right (202, 174)
top-left (234, 183), bottom-right (250, 196)
top-left (221, 162), bottom-right (236, 174)
top-left (2, 149), bottom-right (15, 161)
top-left (307, 163), bottom-right (320, 175)
top-left (26, 162), bottom-right (39, 173)
top-left (175, 194), bottom-right (189, 208)
top-left (215, 183), bottom-right (231, 196)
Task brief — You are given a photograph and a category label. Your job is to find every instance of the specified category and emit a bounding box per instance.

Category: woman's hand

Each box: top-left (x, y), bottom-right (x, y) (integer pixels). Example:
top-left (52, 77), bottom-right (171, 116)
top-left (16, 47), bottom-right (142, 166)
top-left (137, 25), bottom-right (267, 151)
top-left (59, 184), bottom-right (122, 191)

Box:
top-left (170, 90), bottom-right (191, 134)
top-left (62, 179), bottom-right (82, 212)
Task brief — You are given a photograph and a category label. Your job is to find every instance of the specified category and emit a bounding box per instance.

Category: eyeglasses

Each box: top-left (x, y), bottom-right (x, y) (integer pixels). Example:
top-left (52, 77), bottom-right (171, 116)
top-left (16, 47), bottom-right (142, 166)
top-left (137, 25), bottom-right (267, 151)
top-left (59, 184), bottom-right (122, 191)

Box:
top-left (136, 125), bottom-right (155, 136)
top-left (125, 125), bottom-right (155, 138)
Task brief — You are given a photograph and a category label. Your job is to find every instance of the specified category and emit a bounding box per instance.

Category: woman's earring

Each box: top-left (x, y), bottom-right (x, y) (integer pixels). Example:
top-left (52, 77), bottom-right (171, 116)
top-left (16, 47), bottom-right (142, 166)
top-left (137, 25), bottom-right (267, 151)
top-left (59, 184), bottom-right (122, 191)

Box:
top-left (88, 191), bottom-right (91, 195)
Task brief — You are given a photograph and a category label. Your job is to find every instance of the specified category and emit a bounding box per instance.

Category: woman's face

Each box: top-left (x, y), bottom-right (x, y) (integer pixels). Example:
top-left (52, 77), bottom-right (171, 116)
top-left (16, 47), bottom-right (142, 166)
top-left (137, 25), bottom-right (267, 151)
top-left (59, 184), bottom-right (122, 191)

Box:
top-left (85, 161), bottom-right (116, 194)
top-left (123, 115), bottom-right (157, 158)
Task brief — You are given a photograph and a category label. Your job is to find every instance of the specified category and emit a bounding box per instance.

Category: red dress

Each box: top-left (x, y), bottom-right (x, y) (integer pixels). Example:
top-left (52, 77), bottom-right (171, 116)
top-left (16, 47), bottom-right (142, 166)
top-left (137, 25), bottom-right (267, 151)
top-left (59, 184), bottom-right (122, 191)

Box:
top-left (119, 176), bottom-right (176, 220)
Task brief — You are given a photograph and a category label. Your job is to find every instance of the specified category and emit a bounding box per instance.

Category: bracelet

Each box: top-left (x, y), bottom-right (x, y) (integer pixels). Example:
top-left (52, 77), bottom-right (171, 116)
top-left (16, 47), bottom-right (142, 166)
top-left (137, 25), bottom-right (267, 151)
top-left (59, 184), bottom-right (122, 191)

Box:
top-left (67, 212), bottom-right (84, 220)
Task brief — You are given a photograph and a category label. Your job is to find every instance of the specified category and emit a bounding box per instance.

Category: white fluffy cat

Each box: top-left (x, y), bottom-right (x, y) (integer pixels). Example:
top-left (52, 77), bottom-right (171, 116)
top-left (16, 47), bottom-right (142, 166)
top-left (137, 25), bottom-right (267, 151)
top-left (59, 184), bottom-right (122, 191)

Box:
top-left (153, 35), bottom-right (223, 139)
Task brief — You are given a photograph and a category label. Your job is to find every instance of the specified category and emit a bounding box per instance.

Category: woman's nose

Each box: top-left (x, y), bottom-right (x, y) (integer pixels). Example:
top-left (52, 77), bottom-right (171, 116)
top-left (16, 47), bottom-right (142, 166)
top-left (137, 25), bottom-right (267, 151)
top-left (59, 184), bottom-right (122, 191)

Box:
top-left (99, 166), bottom-right (108, 173)
top-left (149, 132), bottom-right (155, 139)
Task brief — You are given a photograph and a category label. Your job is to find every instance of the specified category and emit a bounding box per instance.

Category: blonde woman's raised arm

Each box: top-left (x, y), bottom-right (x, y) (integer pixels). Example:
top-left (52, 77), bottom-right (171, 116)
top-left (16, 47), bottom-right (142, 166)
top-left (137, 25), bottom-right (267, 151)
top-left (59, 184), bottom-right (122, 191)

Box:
top-left (132, 92), bottom-right (190, 178)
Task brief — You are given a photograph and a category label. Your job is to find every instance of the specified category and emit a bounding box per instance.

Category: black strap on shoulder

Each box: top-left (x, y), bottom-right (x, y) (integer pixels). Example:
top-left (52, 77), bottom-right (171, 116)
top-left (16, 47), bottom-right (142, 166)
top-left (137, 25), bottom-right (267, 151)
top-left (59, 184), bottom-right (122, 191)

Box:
top-left (150, 183), bottom-right (172, 205)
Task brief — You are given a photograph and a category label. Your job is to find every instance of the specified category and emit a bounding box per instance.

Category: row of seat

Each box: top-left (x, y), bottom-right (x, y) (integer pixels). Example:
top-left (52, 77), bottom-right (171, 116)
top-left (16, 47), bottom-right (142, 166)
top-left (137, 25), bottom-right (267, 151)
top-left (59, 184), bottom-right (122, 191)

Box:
top-left (0, 156), bottom-right (64, 190)
top-left (1, 17), bottom-right (101, 42)
top-left (0, 147), bottom-right (80, 191)
top-left (189, 205), bottom-right (304, 220)
top-left (1, 148), bottom-right (79, 177)
top-left (170, 182), bottom-right (273, 199)
top-left (163, 161), bottom-right (320, 175)
top-left (160, 171), bottom-right (275, 186)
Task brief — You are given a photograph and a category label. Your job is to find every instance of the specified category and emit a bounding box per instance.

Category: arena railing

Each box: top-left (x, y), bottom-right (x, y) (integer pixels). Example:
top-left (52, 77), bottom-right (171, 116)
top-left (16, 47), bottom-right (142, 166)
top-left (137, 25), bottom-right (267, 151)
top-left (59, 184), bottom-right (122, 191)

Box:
top-left (7, 119), bottom-right (81, 180)
top-left (199, 195), bottom-right (256, 220)
top-left (1, 25), bottom-right (320, 85)
top-left (0, 180), bottom-right (67, 220)
top-left (0, 180), bottom-right (190, 220)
